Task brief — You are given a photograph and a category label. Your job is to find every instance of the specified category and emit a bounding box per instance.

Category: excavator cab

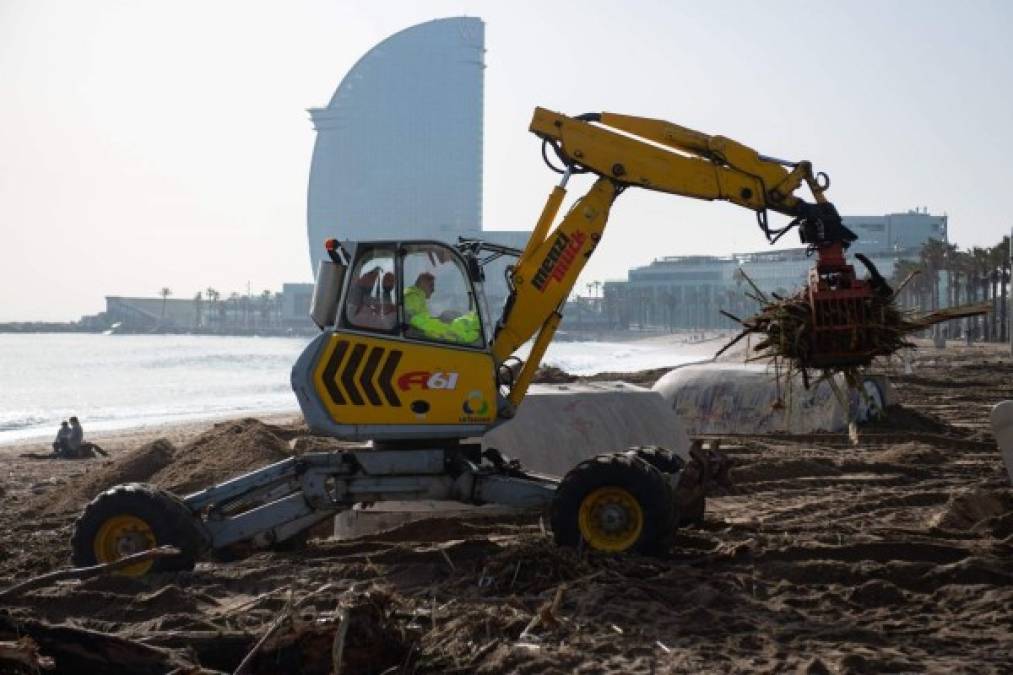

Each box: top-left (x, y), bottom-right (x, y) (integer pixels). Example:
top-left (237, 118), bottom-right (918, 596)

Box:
top-left (294, 238), bottom-right (502, 442)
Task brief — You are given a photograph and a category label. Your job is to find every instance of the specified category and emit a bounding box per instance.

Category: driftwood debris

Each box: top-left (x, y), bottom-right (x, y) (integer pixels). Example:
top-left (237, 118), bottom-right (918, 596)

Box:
top-left (719, 267), bottom-right (989, 387)
top-left (0, 614), bottom-right (200, 675)
top-left (226, 583), bottom-right (415, 675)
top-left (232, 609), bottom-right (293, 675)
top-left (0, 546), bottom-right (181, 602)
top-left (138, 630), bottom-right (255, 673)
top-left (330, 606), bottom-right (351, 675)
top-left (519, 583), bottom-right (567, 639)
top-left (0, 637), bottom-right (55, 671)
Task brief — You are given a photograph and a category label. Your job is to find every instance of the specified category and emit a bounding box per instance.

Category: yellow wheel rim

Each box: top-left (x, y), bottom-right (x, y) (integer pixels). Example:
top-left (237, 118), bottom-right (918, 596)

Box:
top-left (93, 515), bottom-right (157, 576)
top-left (577, 486), bottom-right (644, 552)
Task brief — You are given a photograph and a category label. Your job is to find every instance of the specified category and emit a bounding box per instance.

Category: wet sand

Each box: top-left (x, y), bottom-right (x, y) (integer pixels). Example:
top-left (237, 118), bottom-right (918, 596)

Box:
top-left (1, 343), bottom-right (1011, 673)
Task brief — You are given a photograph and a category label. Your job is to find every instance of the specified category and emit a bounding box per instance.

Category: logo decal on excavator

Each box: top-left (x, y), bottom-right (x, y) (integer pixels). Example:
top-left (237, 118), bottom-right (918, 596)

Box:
top-left (321, 340), bottom-right (402, 407)
top-left (532, 230), bottom-right (587, 292)
top-left (397, 371), bottom-right (460, 391)
top-left (461, 390), bottom-right (489, 417)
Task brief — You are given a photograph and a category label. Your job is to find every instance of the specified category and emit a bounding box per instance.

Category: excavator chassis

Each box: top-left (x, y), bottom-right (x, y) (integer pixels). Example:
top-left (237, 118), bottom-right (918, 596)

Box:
top-left (185, 446), bottom-right (558, 551)
top-left (71, 444), bottom-right (693, 573)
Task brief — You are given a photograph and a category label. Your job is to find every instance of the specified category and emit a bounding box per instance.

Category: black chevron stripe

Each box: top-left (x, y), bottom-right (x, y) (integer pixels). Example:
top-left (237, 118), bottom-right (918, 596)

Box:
top-left (359, 347), bottom-right (384, 406)
top-left (379, 350), bottom-right (402, 407)
top-left (341, 343), bottom-right (366, 405)
top-left (322, 340), bottom-right (348, 406)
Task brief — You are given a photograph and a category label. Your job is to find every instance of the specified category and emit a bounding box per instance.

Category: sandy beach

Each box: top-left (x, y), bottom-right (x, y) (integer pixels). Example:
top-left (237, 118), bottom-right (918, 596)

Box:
top-left (1, 341), bottom-right (1011, 673)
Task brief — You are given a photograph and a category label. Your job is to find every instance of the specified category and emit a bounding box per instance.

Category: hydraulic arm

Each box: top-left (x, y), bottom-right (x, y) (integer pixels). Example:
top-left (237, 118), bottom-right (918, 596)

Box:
top-left (492, 108), bottom-right (866, 409)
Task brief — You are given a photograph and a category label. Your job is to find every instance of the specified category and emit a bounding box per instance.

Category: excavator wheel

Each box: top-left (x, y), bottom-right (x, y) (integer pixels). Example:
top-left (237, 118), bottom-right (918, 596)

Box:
top-left (551, 452), bottom-right (674, 556)
top-left (629, 445), bottom-right (706, 527)
top-left (71, 483), bottom-right (207, 576)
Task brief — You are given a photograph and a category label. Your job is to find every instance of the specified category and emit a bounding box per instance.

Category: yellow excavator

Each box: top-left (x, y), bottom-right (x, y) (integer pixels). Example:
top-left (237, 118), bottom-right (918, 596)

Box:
top-left (71, 108), bottom-right (877, 574)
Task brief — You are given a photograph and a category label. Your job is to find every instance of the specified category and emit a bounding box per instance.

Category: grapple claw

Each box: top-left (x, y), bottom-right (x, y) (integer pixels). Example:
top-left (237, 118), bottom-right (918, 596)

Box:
top-left (805, 242), bottom-right (880, 369)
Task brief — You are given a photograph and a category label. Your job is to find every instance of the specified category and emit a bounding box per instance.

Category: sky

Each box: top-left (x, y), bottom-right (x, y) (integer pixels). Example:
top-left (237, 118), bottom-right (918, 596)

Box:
top-left (2, 0), bottom-right (1012, 322)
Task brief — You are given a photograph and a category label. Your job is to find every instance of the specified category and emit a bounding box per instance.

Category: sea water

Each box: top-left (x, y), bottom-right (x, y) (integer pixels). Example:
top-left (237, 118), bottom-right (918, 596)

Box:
top-left (0, 333), bottom-right (706, 445)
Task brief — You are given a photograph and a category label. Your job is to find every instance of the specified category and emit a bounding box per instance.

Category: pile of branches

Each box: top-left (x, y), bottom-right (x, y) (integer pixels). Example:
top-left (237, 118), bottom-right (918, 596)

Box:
top-left (717, 270), bottom-right (989, 389)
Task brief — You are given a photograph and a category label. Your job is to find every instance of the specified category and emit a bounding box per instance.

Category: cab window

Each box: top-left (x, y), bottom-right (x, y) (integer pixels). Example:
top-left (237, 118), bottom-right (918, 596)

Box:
top-left (343, 246), bottom-right (397, 333)
top-left (402, 244), bottom-right (484, 347)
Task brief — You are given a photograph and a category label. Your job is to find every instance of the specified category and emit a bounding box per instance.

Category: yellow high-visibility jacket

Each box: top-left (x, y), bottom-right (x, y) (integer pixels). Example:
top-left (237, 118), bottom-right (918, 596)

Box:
top-left (404, 286), bottom-right (479, 344)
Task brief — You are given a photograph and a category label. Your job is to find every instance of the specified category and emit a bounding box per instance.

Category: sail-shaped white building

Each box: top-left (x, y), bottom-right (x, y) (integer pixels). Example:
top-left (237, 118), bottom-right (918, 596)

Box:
top-left (307, 17), bottom-right (524, 273)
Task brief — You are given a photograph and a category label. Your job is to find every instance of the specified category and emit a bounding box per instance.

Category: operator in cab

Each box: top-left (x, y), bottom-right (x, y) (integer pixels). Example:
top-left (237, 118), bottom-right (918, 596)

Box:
top-left (404, 272), bottom-right (480, 345)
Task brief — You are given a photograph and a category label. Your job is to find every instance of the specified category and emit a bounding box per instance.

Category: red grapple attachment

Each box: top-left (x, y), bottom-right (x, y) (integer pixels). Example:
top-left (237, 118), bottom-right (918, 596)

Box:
top-left (805, 242), bottom-right (880, 369)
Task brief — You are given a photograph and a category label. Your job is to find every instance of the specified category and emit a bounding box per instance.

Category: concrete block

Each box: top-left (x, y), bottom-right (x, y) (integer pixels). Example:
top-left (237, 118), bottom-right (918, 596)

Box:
top-left (482, 381), bottom-right (690, 477)
top-left (333, 500), bottom-right (521, 540)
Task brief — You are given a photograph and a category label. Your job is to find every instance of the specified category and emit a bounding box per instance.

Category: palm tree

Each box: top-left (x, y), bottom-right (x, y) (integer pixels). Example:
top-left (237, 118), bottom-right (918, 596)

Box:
top-left (919, 239), bottom-right (953, 344)
top-left (919, 239), bottom-right (946, 310)
top-left (159, 287), bottom-right (172, 322)
top-left (890, 259), bottom-right (923, 310)
top-left (938, 243), bottom-right (960, 338)
top-left (946, 249), bottom-right (973, 340)
top-left (205, 287), bottom-right (220, 330)
top-left (970, 247), bottom-right (992, 341)
top-left (988, 240), bottom-right (1009, 342)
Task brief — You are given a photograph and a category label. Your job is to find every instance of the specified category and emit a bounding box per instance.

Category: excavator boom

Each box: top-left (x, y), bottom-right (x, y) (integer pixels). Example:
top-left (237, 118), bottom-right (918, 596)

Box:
top-left (492, 108), bottom-right (870, 408)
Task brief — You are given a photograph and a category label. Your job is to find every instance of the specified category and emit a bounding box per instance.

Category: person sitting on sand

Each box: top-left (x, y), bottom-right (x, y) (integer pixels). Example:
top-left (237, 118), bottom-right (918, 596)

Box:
top-left (52, 420), bottom-right (71, 456)
top-left (23, 417), bottom-right (106, 461)
top-left (67, 416), bottom-right (84, 458)
top-left (64, 416), bottom-right (107, 458)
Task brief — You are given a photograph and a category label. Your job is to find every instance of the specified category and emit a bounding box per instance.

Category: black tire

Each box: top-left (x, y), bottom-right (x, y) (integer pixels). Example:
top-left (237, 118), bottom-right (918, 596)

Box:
top-left (551, 452), bottom-right (674, 556)
top-left (629, 445), bottom-right (685, 473)
top-left (71, 483), bottom-right (207, 574)
top-left (629, 445), bottom-right (706, 527)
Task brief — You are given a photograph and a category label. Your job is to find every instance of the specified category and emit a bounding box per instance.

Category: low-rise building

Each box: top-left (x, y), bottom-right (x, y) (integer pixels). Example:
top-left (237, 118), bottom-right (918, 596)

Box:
top-left (603, 210), bottom-right (947, 330)
top-left (93, 286), bottom-right (318, 334)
